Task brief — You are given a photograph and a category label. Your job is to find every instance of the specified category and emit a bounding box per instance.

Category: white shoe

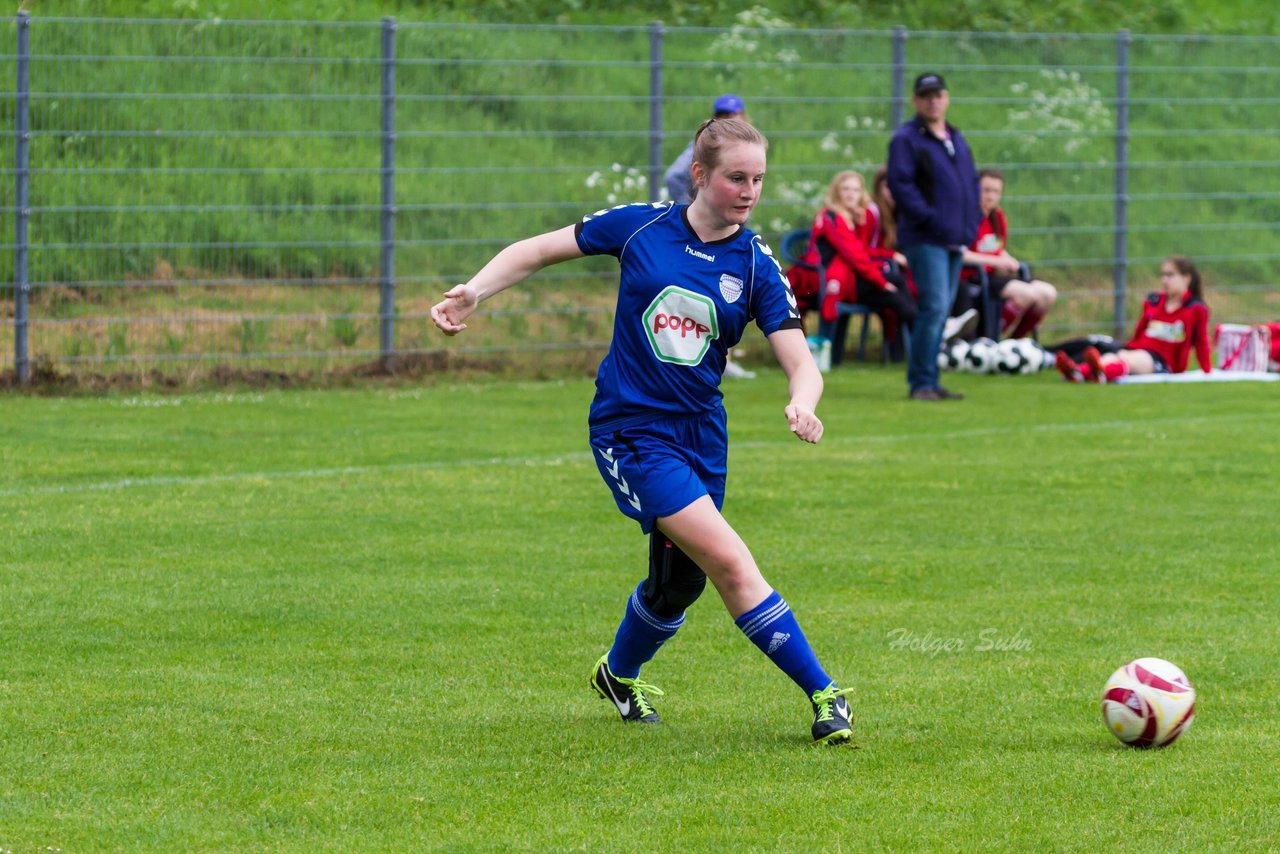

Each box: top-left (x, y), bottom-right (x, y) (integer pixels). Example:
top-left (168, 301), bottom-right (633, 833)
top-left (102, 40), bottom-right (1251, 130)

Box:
top-left (723, 359), bottom-right (756, 380)
top-left (943, 308), bottom-right (978, 343)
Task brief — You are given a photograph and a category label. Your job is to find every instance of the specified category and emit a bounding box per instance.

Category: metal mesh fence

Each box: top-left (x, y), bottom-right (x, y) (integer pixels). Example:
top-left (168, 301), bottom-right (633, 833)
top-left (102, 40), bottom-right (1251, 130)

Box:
top-left (4, 16), bottom-right (1279, 380)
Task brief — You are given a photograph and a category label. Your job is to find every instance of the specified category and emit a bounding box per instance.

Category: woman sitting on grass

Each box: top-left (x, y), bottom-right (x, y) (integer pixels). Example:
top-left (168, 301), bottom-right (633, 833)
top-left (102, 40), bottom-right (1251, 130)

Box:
top-left (1056, 256), bottom-right (1212, 383)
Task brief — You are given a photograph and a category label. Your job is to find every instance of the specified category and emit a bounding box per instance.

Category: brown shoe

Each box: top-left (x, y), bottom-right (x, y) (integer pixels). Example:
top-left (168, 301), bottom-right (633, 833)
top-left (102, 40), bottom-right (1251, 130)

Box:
top-left (935, 386), bottom-right (965, 400)
top-left (909, 388), bottom-right (942, 401)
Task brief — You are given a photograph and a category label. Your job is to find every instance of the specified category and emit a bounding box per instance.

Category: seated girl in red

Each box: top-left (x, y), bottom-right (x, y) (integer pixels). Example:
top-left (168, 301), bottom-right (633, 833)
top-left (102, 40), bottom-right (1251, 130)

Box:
top-left (787, 170), bottom-right (916, 335)
top-left (1056, 256), bottom-right (1212, 383)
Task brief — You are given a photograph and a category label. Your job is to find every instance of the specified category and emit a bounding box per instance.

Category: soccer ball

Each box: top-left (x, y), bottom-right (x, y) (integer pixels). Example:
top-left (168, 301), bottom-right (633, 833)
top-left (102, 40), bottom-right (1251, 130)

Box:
top-left (938, 339), bottom-right (969, 372)
top-left (1022, 340), bottom-right (1048, 373)
top-left (1101, 657), bottom-right (1196, 748)
top-left (995, 338), bottom-right (1045, 375)
top-left (995, 338), bottom-right (1029, 374)
top-left (964, 338), bottom-right (998, 374)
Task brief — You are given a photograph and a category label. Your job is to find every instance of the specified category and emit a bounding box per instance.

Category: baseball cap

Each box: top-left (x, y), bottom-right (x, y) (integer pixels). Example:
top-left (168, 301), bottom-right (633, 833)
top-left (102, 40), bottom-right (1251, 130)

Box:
top-left (913, 73), bottom-right (947, 95)
top-left (713, 93), bottom-right (745, 115)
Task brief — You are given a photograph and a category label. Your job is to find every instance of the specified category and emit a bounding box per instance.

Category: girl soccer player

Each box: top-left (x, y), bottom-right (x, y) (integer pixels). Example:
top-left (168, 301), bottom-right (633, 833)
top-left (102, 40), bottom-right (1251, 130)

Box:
top-left (1055, 256), bottom-right (1212, 382)
top-left (430, 118), bottom-right (854, 745)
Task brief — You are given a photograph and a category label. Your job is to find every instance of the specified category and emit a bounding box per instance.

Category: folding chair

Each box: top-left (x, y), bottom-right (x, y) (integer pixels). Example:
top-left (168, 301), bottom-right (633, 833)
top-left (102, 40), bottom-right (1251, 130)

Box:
top-left (972, 262), bottom-right (1033, 340)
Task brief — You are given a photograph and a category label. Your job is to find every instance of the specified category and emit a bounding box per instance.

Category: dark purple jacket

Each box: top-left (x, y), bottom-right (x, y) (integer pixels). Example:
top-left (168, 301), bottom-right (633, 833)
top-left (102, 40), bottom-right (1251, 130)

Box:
top-left (886, 116), bottom-right (981, 249)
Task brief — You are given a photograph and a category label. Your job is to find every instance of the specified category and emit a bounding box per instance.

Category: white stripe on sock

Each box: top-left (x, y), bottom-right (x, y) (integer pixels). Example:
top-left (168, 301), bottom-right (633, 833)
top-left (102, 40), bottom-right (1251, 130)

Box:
top-left (739, 599), bottom-right (789, 640)
top-left (629, 588), bottom-right (685, 632)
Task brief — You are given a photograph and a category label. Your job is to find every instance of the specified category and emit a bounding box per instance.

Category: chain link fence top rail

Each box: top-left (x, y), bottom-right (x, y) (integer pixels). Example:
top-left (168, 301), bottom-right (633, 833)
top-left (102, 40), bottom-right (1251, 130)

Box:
top-left (4, 16), bottom-right (1279, 378)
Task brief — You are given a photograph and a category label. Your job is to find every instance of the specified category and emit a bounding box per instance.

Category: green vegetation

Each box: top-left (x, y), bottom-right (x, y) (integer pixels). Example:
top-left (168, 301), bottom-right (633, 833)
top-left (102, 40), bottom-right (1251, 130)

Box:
top-left (25, 0), bottom-right (1280, 35)
top-left (2, 3), bottom-right (1277, 374)
top-left (2, 367), bottom-right (1278, 849)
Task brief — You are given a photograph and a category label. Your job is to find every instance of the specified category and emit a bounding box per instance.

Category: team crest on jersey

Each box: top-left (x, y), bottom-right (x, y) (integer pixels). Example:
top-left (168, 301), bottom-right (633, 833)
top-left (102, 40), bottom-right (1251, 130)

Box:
top-left (642, 286), bottom-right (719, 366)
top-left (718, 274), bottom-right (744, 303)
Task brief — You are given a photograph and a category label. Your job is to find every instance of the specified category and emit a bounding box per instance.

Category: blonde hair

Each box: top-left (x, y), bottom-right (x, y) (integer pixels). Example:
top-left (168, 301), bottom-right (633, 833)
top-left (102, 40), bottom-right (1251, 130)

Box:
top-left (689, 118), bottom-right (767, 197)
top-left (824, 170), bottom-right (869, 222)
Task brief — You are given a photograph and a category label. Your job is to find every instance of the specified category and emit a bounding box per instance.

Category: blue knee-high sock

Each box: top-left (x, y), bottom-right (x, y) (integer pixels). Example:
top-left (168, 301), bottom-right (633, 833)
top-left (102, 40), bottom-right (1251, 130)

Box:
top-left (734, 590), bottom-right (833, 697)
top-left (606, 582), bottom-right (685, 679)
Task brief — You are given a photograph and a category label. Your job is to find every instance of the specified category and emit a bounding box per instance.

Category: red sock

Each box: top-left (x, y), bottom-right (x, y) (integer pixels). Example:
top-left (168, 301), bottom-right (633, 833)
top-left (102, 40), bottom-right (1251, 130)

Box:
top-left (999, 301), bottom-right (1021, 336)
top-left (1010, 308), bottom-right (1044, 339)
top-left (1103, 360), bottom-right (1128, 382)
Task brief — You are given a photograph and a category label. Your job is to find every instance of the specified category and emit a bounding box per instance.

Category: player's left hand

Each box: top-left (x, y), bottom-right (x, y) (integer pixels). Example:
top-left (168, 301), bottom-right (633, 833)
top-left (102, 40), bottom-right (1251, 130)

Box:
top-left (430, 284), bottom-right (479, 335)
top-left (785, 403), bottom-right (824, 444)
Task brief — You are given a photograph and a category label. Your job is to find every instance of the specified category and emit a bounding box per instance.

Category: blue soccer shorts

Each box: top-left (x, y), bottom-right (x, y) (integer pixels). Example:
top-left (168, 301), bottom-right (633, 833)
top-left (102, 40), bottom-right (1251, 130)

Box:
top-left (588, 409), bottom-right (728, 534)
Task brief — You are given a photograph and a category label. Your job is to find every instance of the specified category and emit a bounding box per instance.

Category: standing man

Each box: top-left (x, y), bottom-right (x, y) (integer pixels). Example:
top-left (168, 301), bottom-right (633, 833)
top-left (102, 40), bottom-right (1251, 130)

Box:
top-left (665, 94), bottom-right (746, 204)
top-left (887, 73), bottom-right (981, 400)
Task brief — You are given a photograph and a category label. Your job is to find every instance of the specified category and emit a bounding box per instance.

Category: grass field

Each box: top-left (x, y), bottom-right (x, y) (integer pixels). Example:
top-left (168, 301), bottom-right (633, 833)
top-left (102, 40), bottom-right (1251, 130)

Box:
top-left (2, 366), bottom-right (1279, 850)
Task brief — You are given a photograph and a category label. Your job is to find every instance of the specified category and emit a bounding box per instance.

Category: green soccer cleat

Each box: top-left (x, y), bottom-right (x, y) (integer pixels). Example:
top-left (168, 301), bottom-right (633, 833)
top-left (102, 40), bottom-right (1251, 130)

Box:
top-left (810, 684), bottom-right (855, 745)
top-left (590, 653), bottom-right (664, 723)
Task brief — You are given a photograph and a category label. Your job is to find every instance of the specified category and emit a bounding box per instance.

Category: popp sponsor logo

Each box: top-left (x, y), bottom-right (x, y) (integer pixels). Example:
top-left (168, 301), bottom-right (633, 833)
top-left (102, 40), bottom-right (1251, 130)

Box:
top-left (651, 312), bottom-right (711, 339)
top-left (642, 286), bottom-right (719, 365)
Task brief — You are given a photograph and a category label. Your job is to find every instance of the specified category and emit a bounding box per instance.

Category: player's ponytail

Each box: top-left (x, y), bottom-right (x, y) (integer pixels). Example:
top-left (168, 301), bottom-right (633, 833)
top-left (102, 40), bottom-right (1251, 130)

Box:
top-left (1166, 255), bottom-right (1203, 301)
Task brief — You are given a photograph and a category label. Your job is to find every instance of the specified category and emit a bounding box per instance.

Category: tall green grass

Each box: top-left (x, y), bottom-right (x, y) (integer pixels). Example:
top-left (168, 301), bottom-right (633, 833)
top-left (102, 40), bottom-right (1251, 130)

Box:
top-left (2, 8), bottom-right (1278, 372)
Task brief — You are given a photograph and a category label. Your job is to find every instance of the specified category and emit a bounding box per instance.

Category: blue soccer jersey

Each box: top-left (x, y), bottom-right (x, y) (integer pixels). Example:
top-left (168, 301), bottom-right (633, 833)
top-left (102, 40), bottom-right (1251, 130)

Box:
top-left (575, 201), bottom-right (802, 432)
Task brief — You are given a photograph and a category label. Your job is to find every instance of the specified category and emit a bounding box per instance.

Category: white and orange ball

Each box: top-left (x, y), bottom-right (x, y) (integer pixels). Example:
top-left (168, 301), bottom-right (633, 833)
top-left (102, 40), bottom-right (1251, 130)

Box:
top-left (1101, 657), bottom-right (1196, 748)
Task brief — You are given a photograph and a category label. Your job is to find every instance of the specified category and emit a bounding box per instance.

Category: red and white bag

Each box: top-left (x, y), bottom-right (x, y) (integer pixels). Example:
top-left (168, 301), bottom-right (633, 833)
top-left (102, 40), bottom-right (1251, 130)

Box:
top-left (1214, 323), bottom-right (1272, 372)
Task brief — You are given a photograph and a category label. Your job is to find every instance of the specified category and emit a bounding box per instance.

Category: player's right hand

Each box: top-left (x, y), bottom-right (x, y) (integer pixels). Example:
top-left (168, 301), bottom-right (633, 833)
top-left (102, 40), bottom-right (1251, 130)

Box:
top-left (430, 284), bottom-right (478, 335)
top-left (785, 403), bottom-right (824, 444)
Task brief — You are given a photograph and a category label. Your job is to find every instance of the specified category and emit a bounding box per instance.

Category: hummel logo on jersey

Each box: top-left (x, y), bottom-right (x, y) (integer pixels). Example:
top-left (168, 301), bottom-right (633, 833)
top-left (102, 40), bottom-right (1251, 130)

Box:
top-left (768, 631), bottom-right (791, 654)
top-left (684, 245), bottom-right (715, 263)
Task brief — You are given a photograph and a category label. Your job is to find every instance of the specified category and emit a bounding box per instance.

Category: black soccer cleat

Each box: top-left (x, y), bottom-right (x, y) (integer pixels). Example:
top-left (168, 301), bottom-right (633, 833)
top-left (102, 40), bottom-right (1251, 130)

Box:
top-left (590, 653), bottom-right (663, 723)
top-left (810, 685), bottom-right (855, 745)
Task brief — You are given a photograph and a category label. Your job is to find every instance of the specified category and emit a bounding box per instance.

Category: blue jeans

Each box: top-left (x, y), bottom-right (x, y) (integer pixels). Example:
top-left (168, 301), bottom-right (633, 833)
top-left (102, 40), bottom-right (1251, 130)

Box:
top-left (902, 244), bottom-right (964, 392)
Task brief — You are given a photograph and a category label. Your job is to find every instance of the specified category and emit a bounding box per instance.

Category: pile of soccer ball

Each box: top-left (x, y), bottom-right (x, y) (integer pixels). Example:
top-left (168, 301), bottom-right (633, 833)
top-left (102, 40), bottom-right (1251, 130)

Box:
top-left (938, 337), bottom-right (1050, 375)
top-left (1101, 657), bottom-right (1196, 748)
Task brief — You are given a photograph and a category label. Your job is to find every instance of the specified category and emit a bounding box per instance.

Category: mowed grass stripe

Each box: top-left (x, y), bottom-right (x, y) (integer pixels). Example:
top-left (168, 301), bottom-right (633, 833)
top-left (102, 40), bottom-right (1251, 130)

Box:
top-left (2, 407), bottom-right (1273, 498)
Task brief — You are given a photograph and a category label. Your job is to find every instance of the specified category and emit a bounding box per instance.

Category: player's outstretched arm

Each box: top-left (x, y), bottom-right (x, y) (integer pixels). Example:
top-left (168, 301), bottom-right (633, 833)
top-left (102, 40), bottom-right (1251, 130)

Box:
top-left (431, 225), bottom-right (583, 335)
top-left (768, 327), bottom-right (824, 444)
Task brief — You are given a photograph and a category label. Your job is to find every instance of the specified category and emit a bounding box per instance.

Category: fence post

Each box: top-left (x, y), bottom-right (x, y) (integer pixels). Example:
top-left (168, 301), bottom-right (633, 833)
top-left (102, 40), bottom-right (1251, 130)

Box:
top-left (14, 11), bottom-right (31, 384)
top-left (379, 17), bottom-right (397, 363)
top-left (1113, 29), bottom-right (1131, 340)
top-left (648, 21), bottom-right (664, 202)
top-left (891, 26), bottom-right (907, 129)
